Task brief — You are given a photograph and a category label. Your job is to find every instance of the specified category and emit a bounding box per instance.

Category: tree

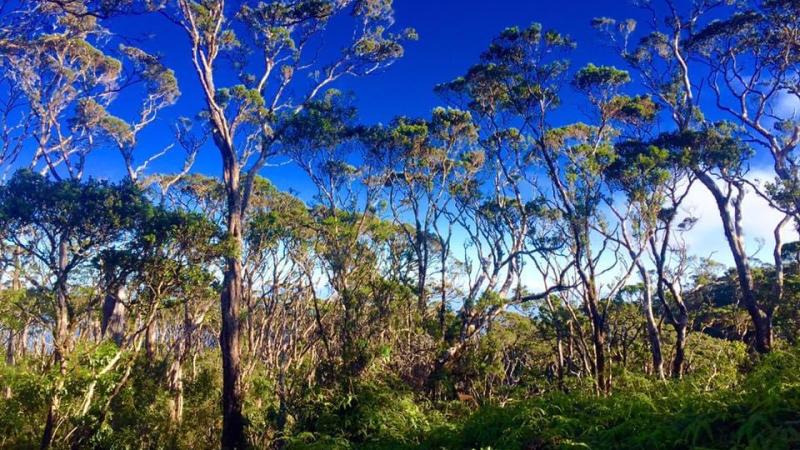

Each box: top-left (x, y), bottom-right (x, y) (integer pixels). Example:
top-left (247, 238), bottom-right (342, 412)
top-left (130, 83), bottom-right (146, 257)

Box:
top-left (596, 1), bottom-right (778, 353)
top-left (688, 0), bottom-right (800, 225)
top-left (368, 107), bottom-right (478, 328)
top-left (0, 1), bottom-right (182, 181)
top-left (571, 63), bottom-right (667, 380)
top-left (281, 91), bottom-right (397, 381)
top-left (161, 2), bottom-right (414, 445)
top-left (432, 24), bottom-right (584, 393)
top-left (0, 170), bottom-right (150, 448)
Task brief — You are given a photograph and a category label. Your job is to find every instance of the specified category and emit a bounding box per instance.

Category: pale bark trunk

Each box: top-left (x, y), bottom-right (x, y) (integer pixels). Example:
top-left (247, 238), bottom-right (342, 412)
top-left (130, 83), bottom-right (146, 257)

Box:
top-left (640, 271), bottom-right (665, 380)
top-left (672, 323), bottom-right (687, 378)
top-left (696, 171), bottom-right (771, 353)
top-left (220, 165), bottom-right (246, 449)
top-left (168, 359), bottom-right (184, 424)
top-left (145, 318), bottom-right (158, 361)
top-left (4, 330), bottom-right (14, 399)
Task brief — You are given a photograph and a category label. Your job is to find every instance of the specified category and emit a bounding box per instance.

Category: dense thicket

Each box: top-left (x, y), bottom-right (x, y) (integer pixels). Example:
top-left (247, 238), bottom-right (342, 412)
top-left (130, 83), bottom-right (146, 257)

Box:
top-left (0, 0), bottom-right (799, 449)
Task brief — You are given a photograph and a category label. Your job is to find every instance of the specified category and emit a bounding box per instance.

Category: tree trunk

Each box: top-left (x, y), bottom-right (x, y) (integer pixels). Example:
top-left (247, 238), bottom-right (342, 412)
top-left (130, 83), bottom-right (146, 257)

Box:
top-left (4, 330), bottom-right (14, 399)
top-left (640, 276), bottom-right (664, 380)
top-left (6, 248), bottom-right (21, 398)
top-left (274, 362), bottom-right (288, 450)
top-left (220, 254), bottom-right (246, 449)
top-left (41, 238), bottom-right (70, 450)
top-left (439, 258), bottom-right (447, 340)
top-left (696, 171), bottom-right (771, 353)
top-left (220, 173), bottom-right (246, 449)
top-left (583, 287), bottom-right (608, 394)
top-left (145, 317), bottom-right (158, 361)
top-left (416, 238), bottom-right (428, 314)
top-left (20, 322), bottom-right (28, 357)
top-left (672, 320), bottom-right (687, 379)
top-left (590, 318), bottom-right (607, 394)
top-left (170, 302), bottom-right (197, 425)
top-left (101, 285), bottom-right (127, 347)
top-left (168, 358), bottom-right (184, 424)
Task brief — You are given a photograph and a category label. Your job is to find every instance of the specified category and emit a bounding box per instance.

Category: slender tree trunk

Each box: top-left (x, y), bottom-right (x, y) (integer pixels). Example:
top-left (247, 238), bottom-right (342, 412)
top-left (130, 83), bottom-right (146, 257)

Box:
top-left (4, 330), bottom-right (14, 399)
top-left (584, 290), bottom-right (608, 394)
top-left (145, 317), bottom-right (158, 361)
top-left (579, 273), bottom-right (608, 394)
top-left (168, 358), bottom-right (184, 424)
top-left (439, 255), bottom-right (447, 340)
top-left (416, 240), bottom-right (428, 314)
top-left (20, 322), bottom-right (28, 357)
top-left (544, 296), bottom-right (566, 389)
top-left (41, 238), bottom-right (70, 450)
top-left (640, 275), bottom-right (664, 380)
top-left (6, 248), bottom-right (21, 397)
top-left (696, 171), bottom-right (771, 353)
top-left (275, 362), bottom-right (288, 449)
top-left (590, 317), bottom-right (607, 394)
top-left (340, 288), bottom-right (363, 379)
top-left (580, 287), bottom-right (607, 394)
top-left (672, 320), bottom-right (687, 378)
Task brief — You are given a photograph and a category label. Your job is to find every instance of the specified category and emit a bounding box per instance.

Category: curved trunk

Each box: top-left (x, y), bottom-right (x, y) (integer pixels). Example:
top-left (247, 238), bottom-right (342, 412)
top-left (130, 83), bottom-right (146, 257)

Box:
top-left (640, 274), bottom-right (664, 380)
top-left (583, 288), bottom-right (608, 394)
top-left (696, 171), bottom-right (771, 353)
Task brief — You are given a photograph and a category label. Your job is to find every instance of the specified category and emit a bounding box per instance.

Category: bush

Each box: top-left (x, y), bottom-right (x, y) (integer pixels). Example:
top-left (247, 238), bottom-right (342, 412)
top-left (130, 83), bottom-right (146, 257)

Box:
top-left (414, 347), bottom-right (800, 450)
top-left (288, 379), bottom-right (444, 450)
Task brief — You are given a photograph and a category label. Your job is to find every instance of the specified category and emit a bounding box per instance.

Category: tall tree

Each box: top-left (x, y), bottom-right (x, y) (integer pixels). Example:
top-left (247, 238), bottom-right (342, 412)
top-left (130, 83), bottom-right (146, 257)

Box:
top-left (688, 0), bottom-right (800, 225)
top-left (609, 139), bottom-right (697, 378)
top-left (163, 2), bottom-right (413, 446)
top-left (368, 108), bottom-right (478, 324)
top-left (595, 1), bottom-right (777, 353)
top-left (572, 63), bottom-right (666, 380)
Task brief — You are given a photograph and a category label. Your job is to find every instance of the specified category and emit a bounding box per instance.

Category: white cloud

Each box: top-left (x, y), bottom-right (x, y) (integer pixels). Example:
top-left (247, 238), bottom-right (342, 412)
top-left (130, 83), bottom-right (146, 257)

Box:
top-left (682, 168), bottom-right (798, 265)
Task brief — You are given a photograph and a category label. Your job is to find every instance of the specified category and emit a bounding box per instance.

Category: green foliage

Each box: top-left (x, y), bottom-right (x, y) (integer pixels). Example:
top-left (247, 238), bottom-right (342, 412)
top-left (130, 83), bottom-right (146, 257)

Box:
top-left (288, 379), bottom-right (445, 450)
top-left (413, 345), bottom-right (799, 450)
top-left (572, 63), bottom-right (631, 100)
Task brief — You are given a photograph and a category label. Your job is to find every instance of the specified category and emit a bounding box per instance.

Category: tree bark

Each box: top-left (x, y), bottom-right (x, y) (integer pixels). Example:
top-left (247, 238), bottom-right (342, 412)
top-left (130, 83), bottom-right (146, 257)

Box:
top-left (696, 171), bottom-right (771, 353)
top-left (101, 285), bottom-right (127, 347)
top-left (145, 317), bottom-right (158, 361)
top-left (220, 164), bottom-right (247, 449)
top-left (41, 237), bottom-right (70, 450)
top-left (168, 358), bottom-right (184, 424)
top-left (640, 275), bottom-right (665, 380)
top-left (588, 305), bottom-right (608, 394)
top-left (4, 330), bottom-right (14, 399)
top-left (672, 321), bottom-right (687, 378)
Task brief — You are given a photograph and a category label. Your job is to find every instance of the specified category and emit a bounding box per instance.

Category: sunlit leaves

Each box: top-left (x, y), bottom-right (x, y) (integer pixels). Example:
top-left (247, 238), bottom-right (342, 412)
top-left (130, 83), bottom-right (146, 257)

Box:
top-left (653, 122), bottom-right (753, 173)
top-left (437, 23), bottom-right (574, 116)
top-left (120, 45), bottom-right (180, 104)
top-left (0, 170), bottom-right (147, 241)
top-left (280, 89), bottom-right (358, 152)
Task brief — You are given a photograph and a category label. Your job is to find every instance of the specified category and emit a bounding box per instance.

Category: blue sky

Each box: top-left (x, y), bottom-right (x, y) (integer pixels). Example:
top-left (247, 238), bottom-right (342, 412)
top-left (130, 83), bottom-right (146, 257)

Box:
top-left (83, 0), bottom-right (795, 270)
top-left (96, 0), bottom-right (653, 187)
